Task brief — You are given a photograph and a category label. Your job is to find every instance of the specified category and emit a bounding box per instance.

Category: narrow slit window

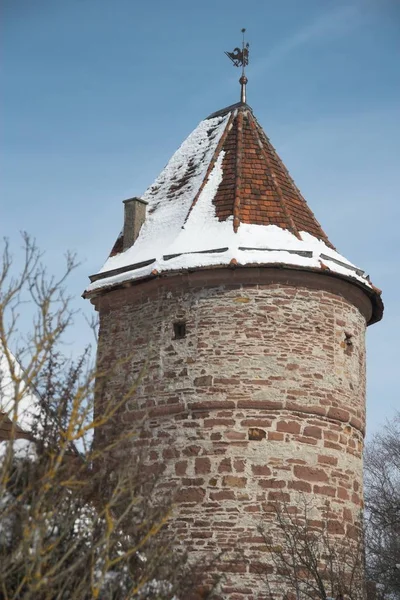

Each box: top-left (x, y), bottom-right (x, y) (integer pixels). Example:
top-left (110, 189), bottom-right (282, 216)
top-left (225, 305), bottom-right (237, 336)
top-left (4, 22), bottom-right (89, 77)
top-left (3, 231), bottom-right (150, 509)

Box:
top-left (344, 331), bottom-right (354, 356)
top-left (173, 322), bottom-right (186, 340)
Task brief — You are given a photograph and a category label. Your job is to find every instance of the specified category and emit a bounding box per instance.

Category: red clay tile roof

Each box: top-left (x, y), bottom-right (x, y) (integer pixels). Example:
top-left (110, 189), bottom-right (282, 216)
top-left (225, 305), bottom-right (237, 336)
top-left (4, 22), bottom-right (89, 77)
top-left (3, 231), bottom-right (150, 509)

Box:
top-left (107, 104), bottom-right (335, 258)
top-left (210, 105), bottom-right (334, 247)
top-left (109, 103), bottom-right (334, 256)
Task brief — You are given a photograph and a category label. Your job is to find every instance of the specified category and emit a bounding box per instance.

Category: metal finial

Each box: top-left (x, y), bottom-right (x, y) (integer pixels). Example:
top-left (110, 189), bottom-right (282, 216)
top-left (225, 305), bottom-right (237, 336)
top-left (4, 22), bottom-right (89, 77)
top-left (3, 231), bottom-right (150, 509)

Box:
top-left (225, 28), bottom-right (250, 103)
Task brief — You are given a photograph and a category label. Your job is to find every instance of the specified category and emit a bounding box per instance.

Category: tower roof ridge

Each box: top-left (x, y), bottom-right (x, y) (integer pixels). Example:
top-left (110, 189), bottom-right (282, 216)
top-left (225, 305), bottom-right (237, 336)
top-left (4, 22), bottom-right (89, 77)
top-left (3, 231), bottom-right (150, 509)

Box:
top-left (206, 102), bottom-right (252, 120)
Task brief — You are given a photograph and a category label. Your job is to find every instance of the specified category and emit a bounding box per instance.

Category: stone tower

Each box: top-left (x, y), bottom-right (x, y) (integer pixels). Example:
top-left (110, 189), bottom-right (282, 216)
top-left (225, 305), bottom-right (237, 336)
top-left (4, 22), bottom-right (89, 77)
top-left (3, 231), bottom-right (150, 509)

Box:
top-left (85, 101), bottom-right (383, 598)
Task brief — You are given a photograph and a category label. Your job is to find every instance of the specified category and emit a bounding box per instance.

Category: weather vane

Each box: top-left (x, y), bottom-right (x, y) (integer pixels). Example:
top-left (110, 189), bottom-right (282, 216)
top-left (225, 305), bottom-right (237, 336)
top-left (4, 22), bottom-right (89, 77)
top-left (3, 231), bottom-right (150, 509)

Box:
top-left (225, 28), bottom-right (250, 103)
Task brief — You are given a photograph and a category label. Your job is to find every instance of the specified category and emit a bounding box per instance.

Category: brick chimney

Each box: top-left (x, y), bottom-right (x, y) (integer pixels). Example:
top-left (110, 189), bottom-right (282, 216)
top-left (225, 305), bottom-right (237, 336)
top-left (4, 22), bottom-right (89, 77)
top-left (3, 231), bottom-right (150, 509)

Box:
top-left (122, 197), bottom-right (147, 251)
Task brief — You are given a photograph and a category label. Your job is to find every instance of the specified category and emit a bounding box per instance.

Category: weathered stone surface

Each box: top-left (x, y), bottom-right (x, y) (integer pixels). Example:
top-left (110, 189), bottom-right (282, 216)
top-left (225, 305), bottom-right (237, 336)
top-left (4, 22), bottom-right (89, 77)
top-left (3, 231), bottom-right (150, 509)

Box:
top-left (94, 272), bottom-right (369, 599)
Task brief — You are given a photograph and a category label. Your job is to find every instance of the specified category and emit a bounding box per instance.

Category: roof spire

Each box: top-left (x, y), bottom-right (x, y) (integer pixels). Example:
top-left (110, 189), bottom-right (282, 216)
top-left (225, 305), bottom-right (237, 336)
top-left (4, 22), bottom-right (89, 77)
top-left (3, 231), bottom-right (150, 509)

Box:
top-left (225, 28), bottom-right (249, 104)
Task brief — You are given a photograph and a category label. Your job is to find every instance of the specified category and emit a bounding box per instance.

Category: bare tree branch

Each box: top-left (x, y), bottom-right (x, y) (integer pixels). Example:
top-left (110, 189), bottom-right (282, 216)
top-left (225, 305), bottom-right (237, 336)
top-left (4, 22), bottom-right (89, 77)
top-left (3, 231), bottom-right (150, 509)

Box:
top-left (258, 496), bottom-right (365, 600)
top-left (0, 234), bottom-right (217, 600)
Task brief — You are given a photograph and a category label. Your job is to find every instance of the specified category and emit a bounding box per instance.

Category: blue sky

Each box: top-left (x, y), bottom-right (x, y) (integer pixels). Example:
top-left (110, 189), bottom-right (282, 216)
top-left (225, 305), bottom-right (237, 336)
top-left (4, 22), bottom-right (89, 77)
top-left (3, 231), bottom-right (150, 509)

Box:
top-left (2, 0), bottom-right (399, 437)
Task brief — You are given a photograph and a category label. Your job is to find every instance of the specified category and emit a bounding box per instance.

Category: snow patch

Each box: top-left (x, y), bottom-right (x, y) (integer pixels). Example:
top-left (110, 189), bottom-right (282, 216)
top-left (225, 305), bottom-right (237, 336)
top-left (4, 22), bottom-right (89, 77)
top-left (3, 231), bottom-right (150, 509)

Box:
top-left (99, 112), bottom-right (230, 273)
top-left (87, 221), bottom-right (371, 293)
top-left (0, 438), bottom-right (37, 463)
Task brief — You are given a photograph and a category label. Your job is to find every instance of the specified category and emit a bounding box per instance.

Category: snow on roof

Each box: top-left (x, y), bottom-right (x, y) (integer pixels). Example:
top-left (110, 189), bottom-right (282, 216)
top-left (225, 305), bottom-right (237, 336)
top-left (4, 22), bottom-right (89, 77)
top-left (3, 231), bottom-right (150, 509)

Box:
top-left (0, 349), bottom-right (42, 434)
top-left (85, 104), bottom-right (378, 303)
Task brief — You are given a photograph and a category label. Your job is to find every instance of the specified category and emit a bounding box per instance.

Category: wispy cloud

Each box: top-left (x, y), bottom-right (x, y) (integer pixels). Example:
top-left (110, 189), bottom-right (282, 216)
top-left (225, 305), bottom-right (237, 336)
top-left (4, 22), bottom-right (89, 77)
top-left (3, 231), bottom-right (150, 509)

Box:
top-left (251, 4), bottom-right (360, 74)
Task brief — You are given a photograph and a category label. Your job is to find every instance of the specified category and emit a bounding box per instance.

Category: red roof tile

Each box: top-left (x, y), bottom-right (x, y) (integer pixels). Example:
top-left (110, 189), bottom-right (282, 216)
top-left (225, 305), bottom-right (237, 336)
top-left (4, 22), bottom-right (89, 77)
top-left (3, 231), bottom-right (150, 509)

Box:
top-left (212, 105), bottom-right (334, 247)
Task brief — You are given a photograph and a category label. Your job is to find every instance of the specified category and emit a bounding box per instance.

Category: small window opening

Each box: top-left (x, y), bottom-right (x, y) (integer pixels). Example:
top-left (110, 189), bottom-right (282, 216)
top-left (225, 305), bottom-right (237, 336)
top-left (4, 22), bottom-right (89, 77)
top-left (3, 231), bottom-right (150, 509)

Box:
top-left (248, 427), bottom-right (266, 441)
top-left (344, 331), bottom-right (354, 356)
top-left (173, 322), bottom-right (186, 340)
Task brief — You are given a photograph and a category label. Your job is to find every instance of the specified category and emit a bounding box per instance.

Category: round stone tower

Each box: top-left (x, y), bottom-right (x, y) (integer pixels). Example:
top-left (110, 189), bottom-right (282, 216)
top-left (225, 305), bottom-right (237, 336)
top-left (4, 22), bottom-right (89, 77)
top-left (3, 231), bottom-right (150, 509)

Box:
top-left (85, 102), bottom-right (383, 599)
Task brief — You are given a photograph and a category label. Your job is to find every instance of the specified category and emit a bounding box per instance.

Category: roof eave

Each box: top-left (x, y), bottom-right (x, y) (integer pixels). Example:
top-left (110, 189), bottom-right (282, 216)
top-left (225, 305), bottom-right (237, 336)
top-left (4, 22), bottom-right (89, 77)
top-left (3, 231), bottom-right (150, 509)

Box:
top-left (84, 263), bottom-right (383, 326)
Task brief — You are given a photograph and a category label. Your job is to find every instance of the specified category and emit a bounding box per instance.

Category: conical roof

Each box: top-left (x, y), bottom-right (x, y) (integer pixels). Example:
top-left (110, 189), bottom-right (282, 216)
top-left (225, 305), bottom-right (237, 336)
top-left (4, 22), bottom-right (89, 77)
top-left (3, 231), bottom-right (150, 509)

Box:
top-left (85, 102), bottom-right (382, 322)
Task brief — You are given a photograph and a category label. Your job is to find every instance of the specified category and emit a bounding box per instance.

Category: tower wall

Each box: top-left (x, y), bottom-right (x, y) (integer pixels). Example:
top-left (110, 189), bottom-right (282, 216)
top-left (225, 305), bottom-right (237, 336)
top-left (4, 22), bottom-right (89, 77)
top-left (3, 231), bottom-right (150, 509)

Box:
top-left (94, 268), bottom-right (372, 599)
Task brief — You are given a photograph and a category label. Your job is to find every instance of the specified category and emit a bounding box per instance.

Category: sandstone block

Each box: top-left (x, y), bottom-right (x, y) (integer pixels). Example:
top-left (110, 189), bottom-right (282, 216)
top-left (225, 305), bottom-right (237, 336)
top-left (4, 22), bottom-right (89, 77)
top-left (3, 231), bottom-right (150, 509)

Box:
top-left (293, 465), bottom-right (329, 483)
top-left (223, 476), bottom-right (247, 488)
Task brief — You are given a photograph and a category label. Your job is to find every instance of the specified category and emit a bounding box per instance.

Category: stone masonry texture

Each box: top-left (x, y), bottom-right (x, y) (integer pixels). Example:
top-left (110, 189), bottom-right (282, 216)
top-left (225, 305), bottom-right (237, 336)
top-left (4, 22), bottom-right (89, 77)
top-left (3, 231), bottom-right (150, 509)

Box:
top-left (93, 268), bottom-right (372, 599)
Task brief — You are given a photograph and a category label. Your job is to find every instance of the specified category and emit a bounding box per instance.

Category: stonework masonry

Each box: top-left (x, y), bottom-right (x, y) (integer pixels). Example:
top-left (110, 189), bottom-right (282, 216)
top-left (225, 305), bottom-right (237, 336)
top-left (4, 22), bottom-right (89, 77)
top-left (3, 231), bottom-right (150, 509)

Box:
top-left (93, 267), bottom-right (373, 599)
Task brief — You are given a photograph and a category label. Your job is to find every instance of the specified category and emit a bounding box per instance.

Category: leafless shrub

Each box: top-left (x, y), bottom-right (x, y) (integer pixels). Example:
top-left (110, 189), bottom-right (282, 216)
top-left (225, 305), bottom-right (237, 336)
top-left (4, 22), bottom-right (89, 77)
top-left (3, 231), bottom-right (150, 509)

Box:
top-left (258, 497), bottom-right (365, 600)
top-left (0, 234), bottom-right (215, 600)
top-left (364, 415), bottom-right (400, 600)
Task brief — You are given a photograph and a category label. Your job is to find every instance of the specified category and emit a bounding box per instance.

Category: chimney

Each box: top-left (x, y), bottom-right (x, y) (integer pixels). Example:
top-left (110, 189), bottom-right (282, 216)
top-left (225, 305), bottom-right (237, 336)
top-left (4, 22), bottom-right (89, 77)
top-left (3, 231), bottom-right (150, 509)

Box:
top-left (122, 197), bottom-right (148, 251)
